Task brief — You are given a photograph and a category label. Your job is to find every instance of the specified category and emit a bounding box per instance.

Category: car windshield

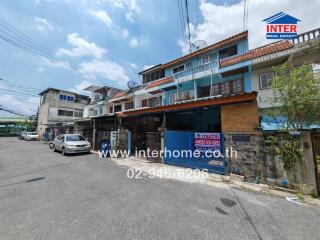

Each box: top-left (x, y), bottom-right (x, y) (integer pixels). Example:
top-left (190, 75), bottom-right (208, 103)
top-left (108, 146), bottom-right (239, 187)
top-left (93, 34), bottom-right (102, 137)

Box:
top-left (28, 132), bottom-right (37, 135)
top-left (65, 135), bottom-right (86, 141)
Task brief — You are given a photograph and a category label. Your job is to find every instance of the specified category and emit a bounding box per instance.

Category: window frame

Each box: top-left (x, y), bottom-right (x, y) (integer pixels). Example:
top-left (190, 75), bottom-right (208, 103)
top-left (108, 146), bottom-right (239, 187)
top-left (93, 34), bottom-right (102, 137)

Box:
top-left (259, 72), bottom-right (275, 90)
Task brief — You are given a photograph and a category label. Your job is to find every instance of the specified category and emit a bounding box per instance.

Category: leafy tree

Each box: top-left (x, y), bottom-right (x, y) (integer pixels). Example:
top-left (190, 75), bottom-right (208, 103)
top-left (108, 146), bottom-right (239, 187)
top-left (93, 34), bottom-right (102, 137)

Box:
top-left (268, 62), bottom-right (320, 183)
top-left (271, 62), bottom-right (320, 129)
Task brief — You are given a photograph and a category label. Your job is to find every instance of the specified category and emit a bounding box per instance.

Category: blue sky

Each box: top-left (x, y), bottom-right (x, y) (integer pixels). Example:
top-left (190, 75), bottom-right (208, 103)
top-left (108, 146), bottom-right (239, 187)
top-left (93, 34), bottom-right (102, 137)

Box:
top-left (0, 0), bottom-right (319, 117)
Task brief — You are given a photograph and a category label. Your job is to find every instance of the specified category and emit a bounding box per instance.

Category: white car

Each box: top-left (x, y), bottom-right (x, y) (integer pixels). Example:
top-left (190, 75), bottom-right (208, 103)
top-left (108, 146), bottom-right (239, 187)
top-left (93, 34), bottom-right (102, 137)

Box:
top-left (25, 132), bottom-right (39, 141)
top-left (53, 134), bottom-right (91, 155)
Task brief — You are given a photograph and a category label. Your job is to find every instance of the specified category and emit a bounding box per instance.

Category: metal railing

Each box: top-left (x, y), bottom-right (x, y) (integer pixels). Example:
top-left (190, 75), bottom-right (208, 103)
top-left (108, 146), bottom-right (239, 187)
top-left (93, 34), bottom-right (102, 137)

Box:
top-left (174, 61), bottom-right (219, 79)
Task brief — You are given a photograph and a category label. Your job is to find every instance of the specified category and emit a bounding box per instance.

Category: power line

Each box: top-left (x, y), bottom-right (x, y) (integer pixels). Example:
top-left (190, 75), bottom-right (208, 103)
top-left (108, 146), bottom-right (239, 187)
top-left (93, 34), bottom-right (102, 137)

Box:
top-left (185, 0), bottom-right (192, 52)
top-left (0, 88), bottom-right (39, 97)
top-left (178, 0), bottom-right (187, 46)
top-left (0, 17), bottom-right (81, 74)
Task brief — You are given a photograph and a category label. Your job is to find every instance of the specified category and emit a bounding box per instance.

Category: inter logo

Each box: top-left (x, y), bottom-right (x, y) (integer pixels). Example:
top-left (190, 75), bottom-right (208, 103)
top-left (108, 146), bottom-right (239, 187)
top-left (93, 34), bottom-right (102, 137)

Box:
top-left (263, 12), bottom-right (300, 39)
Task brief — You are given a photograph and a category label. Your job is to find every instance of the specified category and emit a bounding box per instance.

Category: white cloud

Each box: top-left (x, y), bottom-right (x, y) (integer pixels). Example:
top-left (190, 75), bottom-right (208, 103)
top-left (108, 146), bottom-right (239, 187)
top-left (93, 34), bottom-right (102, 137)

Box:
top-left (79, 59), bottom-right (129, 86)
top-left (122, 29), bottom-right (129, 39)
top-left (0, 94), bottom-right (39, 116)
top-left (69, 80), bottom-right (92, 95)
top-left (88, 10), bottom-right (112, 28)
top-left (143, 65), bottom-right (154, 70)
top-left (56, 33), bottom-right (106, 59)
top-left (129, 37), bottom-right (138, 48)
top-left (37, 67), bottom-right (44, 72)
top-left (128, 63), bottom-right (137, 69)
top-left (43, 58), bottom-right (71, 70)
top-left (178, 0), bottom-right (320, 53)
top-left (34, 17), bottom-right (54, 33)
top-left (109, 0), bottom-right (141, 22)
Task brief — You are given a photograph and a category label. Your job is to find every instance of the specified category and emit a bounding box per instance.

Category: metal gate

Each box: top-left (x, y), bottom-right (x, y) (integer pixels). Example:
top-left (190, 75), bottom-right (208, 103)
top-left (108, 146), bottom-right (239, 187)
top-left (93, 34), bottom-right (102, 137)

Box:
top-left (164, 130), bottom-right (226, 175)
top-left (311, 133), bottom-right (320, 193)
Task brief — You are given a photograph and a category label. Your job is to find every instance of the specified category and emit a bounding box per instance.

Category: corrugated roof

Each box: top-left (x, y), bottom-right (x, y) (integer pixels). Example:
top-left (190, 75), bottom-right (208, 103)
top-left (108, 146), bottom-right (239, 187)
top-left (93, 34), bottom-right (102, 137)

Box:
top-left (145, 76), bottom-right (174, 89)
top-left (117, 92), bottom-right (257, 117)
top-left (220, 40), bottom-right (293, 67)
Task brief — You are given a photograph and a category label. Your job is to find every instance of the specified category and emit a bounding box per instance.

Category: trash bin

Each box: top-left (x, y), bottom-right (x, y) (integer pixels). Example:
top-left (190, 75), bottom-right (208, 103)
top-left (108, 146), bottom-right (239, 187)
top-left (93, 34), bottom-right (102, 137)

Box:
top-left (100, 140), bottom-right (110, 157)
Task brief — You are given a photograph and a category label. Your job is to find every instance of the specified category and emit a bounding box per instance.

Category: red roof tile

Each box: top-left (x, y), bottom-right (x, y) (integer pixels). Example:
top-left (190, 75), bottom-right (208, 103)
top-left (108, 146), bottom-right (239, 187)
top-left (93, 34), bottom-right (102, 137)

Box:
top-left (145, 76), bottom-right (174, 89)
top-left (220, 40), bottom-right (293, 67)
top-left (111, 91), bottom-right (128, 99)
top-left (162, 31), bottom-right (248, 69)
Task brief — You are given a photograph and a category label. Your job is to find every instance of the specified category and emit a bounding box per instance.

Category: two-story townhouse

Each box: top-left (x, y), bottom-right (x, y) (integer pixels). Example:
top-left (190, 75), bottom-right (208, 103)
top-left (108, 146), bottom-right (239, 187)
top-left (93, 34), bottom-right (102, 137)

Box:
top-left (115, 31), bottom-right (265, 173)
top-left (37, 88), bottom-right (90, 138)
top-left (220, 27), bottom-right (320, 194)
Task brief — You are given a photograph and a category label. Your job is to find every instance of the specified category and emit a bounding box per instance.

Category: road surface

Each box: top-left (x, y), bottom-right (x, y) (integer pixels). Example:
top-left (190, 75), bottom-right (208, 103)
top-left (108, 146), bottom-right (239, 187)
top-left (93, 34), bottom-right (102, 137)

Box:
top-left (0, 137), bottom-right (319, 240)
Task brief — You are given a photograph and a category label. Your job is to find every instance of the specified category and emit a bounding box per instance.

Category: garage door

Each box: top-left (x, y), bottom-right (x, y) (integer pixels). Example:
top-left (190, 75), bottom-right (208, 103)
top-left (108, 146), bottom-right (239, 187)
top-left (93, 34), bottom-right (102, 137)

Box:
top-left (164, 130), bottom-right (226, 175)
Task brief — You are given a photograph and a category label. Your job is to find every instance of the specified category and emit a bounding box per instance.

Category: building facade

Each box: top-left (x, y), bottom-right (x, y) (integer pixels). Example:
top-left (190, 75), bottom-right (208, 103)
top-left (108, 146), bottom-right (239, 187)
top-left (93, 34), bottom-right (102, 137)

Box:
top-left (37, 88), bottom-right (90, 137)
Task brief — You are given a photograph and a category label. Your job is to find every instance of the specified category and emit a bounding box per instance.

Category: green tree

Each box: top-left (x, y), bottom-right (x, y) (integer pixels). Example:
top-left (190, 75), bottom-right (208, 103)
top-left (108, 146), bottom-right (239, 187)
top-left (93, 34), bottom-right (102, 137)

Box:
top-left (271, 62), bottom-right (320, 129)
top-left (268, 62), bottom-right (320, 183)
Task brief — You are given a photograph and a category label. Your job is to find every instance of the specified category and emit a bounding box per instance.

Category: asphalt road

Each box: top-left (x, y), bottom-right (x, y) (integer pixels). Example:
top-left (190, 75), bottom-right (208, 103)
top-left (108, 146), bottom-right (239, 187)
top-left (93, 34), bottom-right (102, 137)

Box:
top-left (0, 137), bottom-right (319, 240)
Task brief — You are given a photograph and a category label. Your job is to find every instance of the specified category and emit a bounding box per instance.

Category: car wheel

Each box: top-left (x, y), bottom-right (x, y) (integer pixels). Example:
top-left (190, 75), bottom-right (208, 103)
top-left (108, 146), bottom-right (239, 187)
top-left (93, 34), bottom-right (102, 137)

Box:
top-left (62, 147), bottom-right (67, 156)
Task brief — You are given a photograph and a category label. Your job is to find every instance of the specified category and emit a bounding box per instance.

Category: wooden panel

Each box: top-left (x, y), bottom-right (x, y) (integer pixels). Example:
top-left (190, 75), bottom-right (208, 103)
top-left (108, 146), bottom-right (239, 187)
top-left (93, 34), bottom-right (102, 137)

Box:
top-left (221, 101), bottom-right (259, 132)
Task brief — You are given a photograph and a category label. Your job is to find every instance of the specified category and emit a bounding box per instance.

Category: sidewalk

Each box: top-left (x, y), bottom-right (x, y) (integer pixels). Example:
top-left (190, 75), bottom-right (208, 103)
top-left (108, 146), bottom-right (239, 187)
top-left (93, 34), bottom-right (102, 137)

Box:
top-left (93, 152), bottom-right (320, 207)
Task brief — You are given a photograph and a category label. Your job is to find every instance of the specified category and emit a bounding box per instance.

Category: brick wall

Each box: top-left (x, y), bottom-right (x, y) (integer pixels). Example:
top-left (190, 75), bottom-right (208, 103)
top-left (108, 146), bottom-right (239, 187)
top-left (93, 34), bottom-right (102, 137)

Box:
top-left (221, 101), bottom-right (259, 132)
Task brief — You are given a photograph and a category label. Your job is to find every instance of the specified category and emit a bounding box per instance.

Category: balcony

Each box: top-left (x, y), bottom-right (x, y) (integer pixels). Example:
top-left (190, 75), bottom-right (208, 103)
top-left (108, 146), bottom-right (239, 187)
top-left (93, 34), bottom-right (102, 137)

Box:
top-left (292, 28), bottom-right (320, 44)
top-left (173, 61), bottom-right (219, 82)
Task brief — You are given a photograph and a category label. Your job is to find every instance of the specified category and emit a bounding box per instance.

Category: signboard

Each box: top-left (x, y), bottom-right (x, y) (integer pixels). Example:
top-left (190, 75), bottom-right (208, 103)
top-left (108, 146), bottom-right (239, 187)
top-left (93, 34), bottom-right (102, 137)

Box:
top-left (194, 132), bottom-right (222, 152)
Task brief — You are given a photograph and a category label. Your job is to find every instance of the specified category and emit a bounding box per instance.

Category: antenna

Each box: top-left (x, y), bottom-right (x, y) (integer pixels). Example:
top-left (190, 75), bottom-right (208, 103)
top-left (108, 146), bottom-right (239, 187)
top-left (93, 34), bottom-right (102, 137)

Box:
top-left (190, 40), bottom-right (208, 52)
top-left (127, 80), bottom-right (141, 89)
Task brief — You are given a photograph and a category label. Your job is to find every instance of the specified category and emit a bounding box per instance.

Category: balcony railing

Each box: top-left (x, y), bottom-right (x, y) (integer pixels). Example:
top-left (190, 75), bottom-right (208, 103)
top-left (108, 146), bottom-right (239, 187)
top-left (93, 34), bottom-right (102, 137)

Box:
top-left (292, 28), bottom-right (320, 44)
top-left (174, 61), bottom-right (219, 79)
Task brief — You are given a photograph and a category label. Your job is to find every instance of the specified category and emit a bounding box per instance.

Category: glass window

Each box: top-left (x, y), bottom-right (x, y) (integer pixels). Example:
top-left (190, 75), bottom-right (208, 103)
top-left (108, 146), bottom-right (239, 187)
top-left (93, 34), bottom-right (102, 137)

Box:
top-left (65, 135), bottom-right (86, 141)
top-left (259, 72), bottom-right (274, 89)
top-left (220, 82), bottom-right (231, 95)
top-left (201, 55), bottom-right (213, 65)
top-left (211, 84), bottom-right (221, 96)
top-left (231, 79), bottom-right (243, 93)
top-left (173, 65), bottom-right (185, 74)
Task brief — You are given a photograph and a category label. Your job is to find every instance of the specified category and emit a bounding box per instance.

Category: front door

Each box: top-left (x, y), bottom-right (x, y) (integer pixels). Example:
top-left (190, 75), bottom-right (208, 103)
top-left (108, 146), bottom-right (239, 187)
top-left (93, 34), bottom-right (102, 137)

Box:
top-left (311, 133), bottom-right (320, 194)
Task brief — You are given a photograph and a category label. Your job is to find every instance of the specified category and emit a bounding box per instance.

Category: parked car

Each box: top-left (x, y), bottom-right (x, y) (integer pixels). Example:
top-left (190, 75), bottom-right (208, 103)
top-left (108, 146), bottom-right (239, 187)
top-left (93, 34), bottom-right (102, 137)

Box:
top-left (53, 134), bottom-right (91, 155)
top-left (25, 132), bottom-right (40, 141)
top-left (18, 131), bottom-right (27, 140)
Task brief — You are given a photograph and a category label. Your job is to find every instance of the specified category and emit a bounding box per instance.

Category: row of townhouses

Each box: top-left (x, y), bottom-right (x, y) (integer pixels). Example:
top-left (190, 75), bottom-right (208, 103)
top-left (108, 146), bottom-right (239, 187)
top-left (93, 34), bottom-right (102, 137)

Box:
top-left (37, 28), bottom-right (320, 195)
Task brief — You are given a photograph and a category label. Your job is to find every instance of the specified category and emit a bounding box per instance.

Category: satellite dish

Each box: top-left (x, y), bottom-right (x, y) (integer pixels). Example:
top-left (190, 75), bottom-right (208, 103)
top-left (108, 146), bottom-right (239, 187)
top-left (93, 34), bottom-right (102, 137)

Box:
top-left (127, 80), bottom-right (141, 89)
top-left (190, 40), bottom-right (208, 52)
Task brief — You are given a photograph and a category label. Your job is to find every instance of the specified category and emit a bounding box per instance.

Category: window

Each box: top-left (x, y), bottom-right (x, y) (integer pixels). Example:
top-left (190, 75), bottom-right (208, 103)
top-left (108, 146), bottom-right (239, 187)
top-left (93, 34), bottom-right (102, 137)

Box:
top-left (231, 79), bottom-right (243, 93)
top-left (186, 62), bottom-right (192, 70)
top-left (114, 105), bottom-right (122, 112)
top-left (219, 45), bottom-right (238, 59)
top-left (65, 135), bottom-right (86, 141)
top-left (148, 96), bottom-right (162, 107)
top-left (58, 109), bottom-right (73, 117)
top-left (109, 106), bottom-right (113, 113)
top-left (259, 72), bottom-right (274, 89)
top-left (211, 84), bottom-right (221, 96)
top-left (141, 99), bottom-right (148, 107)
top-left (173, 65), bottom-right (185, 74)
top-left (59, 94), bottom-right (74, 102)
top-left (220, 82), bottom-right (231, 96)
top-left (201, 55), bottom-right (213, 65)
top-left (142, 69), bottom-right (165, 84)
top-left (199, 85), bottom-right (210, 98)
top-left (125, 101), bottom-right (134, 110)
top-left (74, 111), bottom-right (83, 118)
top-left (169, 93), bottom-right (176, 104)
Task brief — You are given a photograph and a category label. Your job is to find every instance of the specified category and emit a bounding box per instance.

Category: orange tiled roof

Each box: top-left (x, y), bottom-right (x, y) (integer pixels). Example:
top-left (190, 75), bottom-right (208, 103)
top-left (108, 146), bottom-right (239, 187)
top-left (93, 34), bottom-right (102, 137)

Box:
top-left (220, 40), bottom-right (293, 68)
top-left (145, 76), bottom-right (174, 89)
top-left (162, 31), bottom-right (248, 69)
top-left (111, 91), bottom-right (128, 100)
